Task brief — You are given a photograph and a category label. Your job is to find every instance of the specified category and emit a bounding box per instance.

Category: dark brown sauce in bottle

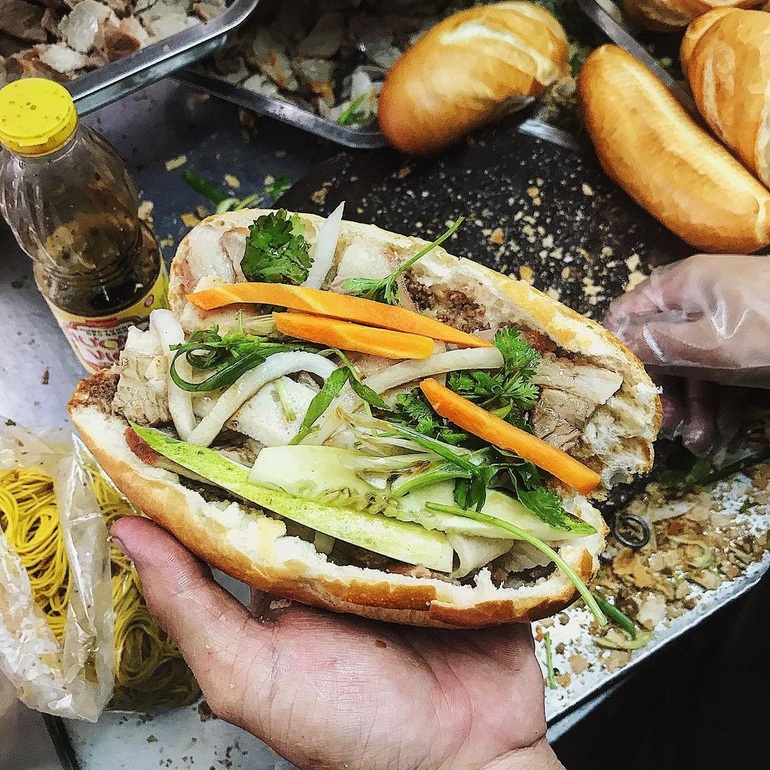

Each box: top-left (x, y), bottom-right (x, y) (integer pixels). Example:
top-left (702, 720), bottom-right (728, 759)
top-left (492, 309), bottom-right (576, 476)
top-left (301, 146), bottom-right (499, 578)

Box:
top-left (0, 81), bottom-right (167, 372)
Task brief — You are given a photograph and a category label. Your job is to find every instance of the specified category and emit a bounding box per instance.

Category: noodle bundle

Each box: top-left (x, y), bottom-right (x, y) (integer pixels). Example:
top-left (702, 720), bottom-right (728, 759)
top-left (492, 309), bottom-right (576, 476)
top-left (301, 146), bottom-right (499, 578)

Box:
top-left (0, 466), bottom-right (200, 711)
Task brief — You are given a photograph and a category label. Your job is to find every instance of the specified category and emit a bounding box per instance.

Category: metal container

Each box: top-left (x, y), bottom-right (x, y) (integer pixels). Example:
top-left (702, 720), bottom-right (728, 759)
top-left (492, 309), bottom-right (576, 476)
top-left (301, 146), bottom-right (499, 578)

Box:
top-left (175, 68), bottom-right (389, 149)
top-left (68, 0), bottom-right (260, 115)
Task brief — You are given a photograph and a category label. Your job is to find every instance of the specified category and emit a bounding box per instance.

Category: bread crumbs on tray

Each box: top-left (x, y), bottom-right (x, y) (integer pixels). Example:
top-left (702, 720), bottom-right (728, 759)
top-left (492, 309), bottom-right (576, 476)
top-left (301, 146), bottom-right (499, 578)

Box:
top-left (181, 213), bottom-right (201, 228)
top-left (625, 269), bottom-right (648, 292)
top-left (224, 173), bottom-right (241, 189)
top-left (519, 265), bottom-right (534, 283)
top-left (137, 200), bottom-right (154, 225)
top-left (489, 227), bottom-right (505, 245)
top-left (165, 155), bottom-right (188, 171)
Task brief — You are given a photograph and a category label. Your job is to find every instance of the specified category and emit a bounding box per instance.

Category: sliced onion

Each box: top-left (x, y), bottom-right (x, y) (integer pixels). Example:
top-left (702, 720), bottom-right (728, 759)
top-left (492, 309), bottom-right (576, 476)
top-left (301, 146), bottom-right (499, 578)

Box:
top-left (150, 309), bottom-right (196, 441)
top-left (363, 347), bottom-right (504, 394)
top-left (303, 201), bottom-right (344, 289)
top-left (187, 352), bottom-right (337, 446)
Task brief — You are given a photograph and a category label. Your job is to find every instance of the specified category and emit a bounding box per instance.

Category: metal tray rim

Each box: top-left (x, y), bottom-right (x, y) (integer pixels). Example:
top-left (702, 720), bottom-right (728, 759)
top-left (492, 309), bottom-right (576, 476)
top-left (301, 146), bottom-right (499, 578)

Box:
top-left (67, 0), bottom-right (260, 114)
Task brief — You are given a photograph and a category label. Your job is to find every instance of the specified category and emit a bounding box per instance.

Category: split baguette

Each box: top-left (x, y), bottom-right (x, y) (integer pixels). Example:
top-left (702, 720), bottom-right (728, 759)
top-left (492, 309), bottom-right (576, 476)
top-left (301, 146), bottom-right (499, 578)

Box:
top-left (682, 9), bottom-right (770, 187)
top-left (378, 2), bottom-right (569, 155)
top-left (69, 211), bottom-right (660, 627)
top-left (578, 44), bottom-right (770, 252)
top-left (621, 0), bottom-right (761, 32)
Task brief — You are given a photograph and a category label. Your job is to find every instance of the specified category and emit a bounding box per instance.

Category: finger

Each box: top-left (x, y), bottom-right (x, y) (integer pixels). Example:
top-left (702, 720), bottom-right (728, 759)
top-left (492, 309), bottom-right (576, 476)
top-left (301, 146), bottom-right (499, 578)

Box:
top-left (654, 375), bottom-right (685, 439)
top-left (682, 380), bottom-right (717, 457)
top-left (110, 517), bottom-right (264, 705)
top-left (715, 388), bottom-right (747, 450)
top-left (604, 259), bottom-right (698, 332)
top-left (617, 315), bottom-right (731, 375)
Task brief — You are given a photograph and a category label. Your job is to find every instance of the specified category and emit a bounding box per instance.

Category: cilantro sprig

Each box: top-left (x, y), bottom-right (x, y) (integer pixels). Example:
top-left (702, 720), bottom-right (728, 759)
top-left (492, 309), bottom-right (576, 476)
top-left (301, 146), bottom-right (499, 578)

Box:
top-left (342, 217), bottom-right (464, 304)
top-left (241, 210), bottom-right (312, 285)
top-left (449, 327), bottom-right (541, 422)
top-left (391, 391), bottom-right (468, 446)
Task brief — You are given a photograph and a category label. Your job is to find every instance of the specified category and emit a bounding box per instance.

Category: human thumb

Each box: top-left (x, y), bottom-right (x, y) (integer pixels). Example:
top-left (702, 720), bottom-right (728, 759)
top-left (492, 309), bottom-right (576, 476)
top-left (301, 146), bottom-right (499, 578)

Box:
top-left (110, 516), bottom-right (265, 721)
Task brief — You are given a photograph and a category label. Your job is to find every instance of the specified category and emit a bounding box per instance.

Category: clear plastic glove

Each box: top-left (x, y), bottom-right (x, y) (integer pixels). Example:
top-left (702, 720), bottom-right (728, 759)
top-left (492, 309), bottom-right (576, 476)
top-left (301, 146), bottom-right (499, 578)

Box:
top-left (605, 254), bottom-right (770, 456)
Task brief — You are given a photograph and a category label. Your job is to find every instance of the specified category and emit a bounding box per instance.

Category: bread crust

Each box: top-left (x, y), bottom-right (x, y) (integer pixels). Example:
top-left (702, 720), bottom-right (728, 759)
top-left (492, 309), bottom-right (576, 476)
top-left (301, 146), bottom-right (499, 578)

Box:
top-left (69, 210), bottom-right (660, 627)
top-left (684, 9), bottom-right (770, 187)
top-left (621, 0), bottom-right (760, 32)
top-left (377, 2), bottom-right (569, 155)
top-left (578, 45), bottom-right (770, 253)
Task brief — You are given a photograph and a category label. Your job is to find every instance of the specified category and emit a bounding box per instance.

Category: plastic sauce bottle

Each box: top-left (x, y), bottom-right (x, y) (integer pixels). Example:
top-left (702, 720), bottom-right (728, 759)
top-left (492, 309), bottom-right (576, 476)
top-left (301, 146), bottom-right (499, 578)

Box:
top-left (0, 78), bottom-right (167, 374)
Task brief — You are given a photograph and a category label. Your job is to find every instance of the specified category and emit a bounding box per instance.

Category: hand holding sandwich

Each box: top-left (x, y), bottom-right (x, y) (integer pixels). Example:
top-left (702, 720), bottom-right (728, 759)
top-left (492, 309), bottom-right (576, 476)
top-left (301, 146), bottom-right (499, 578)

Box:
top-left (606, 254), bottom-right (770, 455)
top-left (112, 516), bottom-right (565, 770)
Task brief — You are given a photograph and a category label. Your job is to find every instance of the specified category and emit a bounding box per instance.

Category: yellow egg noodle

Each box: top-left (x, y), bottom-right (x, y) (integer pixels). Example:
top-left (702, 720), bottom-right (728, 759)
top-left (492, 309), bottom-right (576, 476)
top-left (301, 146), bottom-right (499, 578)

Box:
top-left (0, 466), bottom-right (200, 711)
top-left (0, 468), bottom-right (70, 641)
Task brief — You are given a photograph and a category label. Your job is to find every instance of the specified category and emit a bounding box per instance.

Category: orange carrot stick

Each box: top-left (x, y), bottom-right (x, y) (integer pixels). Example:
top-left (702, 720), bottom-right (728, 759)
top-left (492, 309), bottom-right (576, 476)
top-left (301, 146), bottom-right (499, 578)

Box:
top-left (420, 378), bottom-right (601, 495)
top-left (274, 312), bottom-right (435, 360)
top-left (187, 283), bottom-right (492, 349)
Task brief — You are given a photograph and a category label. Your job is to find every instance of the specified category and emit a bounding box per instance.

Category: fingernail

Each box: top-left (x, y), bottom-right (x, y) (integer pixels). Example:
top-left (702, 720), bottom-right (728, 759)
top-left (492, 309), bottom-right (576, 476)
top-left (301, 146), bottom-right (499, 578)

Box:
top-left (109, 526), bottom-right (132, 559)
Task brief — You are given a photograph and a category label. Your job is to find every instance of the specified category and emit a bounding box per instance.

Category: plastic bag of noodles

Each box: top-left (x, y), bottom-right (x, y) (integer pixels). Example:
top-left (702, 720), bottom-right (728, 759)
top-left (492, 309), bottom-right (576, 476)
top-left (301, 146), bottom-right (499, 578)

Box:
top-left (0, 422), bottom-right (113, 721)
top-left (0, 421), bottom-right (200, 719)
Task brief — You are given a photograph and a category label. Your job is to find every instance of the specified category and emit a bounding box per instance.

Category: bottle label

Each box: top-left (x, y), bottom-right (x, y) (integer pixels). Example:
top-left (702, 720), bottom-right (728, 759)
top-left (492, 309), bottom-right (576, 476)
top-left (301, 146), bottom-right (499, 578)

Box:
top-left (46, 261), bottom-right (169, 374)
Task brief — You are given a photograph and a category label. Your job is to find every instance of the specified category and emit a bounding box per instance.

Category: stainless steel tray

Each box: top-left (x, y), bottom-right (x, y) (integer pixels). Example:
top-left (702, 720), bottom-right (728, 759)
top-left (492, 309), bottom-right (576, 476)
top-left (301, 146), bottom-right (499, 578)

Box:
top-left (175, 67), bottom-right (389, 149)
top-left (68, 0), bottom-right (260, 115)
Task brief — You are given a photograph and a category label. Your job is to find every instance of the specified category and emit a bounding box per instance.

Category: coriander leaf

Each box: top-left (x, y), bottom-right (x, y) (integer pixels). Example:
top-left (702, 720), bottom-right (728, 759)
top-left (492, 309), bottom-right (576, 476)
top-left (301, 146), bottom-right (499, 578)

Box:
top-left (241, 210), bottom-right (312, 285)
top-left (291, 367), bottom-right (349, 444)
top-left (392, 392), bottom-right (468, 445)
top-left (448, 326), bottom-right (541, 420)
top-left (342, 217), bottom-right (464, 304)
top-left (495, 326), bottom-right (541, 377)
top-left (517, 487), bottom-right (596, 535)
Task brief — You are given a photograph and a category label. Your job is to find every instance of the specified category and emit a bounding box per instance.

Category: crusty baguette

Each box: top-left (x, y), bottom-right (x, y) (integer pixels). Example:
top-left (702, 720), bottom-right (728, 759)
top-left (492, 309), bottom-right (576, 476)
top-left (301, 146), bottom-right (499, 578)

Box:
top-left (682, 9), bottom-right (770, 187)
top-left (70, 210), bottom-right (659, 627)
top-left (378, 2), bottom-right (569, 155)
top-left (621, 0), bottom-right (760, 32)
top-left (578, 45), bottom-right (770, 253)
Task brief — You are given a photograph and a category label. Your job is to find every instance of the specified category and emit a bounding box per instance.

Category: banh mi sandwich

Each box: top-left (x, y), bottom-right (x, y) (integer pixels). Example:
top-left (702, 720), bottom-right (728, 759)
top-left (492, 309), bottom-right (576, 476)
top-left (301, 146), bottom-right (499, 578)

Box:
top-left (69, 207), bottom-right (660, 628)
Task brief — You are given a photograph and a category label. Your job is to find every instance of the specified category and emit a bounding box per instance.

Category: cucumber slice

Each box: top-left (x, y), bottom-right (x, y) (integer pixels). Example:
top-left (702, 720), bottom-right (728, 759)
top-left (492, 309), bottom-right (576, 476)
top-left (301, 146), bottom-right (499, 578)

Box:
top-left (250, 445), bottom-right (396, 515)
top-left (398, 483), bottom-right (593, 542)
top-left (133, 426), bottom-right (454, 573)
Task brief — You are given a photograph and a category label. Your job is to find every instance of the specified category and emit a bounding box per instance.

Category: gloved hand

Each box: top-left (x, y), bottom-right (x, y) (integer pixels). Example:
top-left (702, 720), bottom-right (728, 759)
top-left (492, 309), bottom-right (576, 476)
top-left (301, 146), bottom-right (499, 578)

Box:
top-left (605, 254), bottom-right (770, 456)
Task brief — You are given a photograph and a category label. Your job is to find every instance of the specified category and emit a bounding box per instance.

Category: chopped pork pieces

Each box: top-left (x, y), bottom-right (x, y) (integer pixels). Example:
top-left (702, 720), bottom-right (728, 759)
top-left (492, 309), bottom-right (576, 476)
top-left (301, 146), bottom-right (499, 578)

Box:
top-left (0, 0), bottom-right (226, 86)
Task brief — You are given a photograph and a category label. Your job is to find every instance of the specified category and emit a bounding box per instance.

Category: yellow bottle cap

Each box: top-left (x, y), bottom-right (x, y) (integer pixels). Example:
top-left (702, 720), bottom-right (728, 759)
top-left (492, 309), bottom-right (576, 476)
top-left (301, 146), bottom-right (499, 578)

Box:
top-left (0, 79), bottom-right (78, 157)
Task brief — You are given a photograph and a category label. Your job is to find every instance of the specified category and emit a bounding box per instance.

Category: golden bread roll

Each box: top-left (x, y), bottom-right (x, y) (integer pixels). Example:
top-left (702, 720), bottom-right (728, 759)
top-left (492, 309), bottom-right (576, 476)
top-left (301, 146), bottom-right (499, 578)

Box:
top-left (621, 0), bottom-right (761, 33)
top-left (683, 9), bottom-right (770, 187)
top-left (679, 7), bottom-right (739, 68)
top-left (378, 2), bottom-right (569, 155)
top-left (578, 45), bottom-right (770, 252)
